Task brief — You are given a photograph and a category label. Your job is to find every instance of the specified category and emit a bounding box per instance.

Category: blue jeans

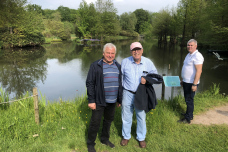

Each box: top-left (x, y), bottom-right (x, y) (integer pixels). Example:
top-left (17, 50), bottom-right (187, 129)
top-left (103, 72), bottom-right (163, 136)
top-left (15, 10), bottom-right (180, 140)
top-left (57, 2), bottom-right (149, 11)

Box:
top-left (121, 89), bottom-right (146, 141)
top-left (87, 103), bottom-right (116, 146)
top-left (183, 82), bottom-right (197, 121)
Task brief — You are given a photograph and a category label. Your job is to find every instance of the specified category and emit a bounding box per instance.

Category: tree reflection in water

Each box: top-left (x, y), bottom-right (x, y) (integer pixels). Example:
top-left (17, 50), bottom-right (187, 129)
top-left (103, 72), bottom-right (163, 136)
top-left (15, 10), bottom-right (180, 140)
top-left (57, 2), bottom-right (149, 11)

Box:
top-left (0, 47), bottom-right (47, 98)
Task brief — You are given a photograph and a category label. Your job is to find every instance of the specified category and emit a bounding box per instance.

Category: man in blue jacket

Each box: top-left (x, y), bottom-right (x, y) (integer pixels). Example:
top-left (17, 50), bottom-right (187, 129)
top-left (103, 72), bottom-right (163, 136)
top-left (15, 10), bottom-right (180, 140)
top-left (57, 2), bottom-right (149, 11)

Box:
top-left (86, 43), bottom-right (122, 152)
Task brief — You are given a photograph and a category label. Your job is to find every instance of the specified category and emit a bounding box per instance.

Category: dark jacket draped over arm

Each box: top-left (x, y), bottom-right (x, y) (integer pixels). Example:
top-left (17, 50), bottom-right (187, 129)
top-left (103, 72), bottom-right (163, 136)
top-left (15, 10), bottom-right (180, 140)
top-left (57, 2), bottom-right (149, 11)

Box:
top-left (134, 73), bottom-right (163, 113)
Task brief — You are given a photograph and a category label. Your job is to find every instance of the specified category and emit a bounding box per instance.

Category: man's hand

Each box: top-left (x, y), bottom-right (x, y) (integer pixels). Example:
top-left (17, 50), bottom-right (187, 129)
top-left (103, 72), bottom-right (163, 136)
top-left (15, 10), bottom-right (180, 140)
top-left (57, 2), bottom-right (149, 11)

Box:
top-left (192, 86), bottom-right (197, 92)
top-left (88, 103), bottom-right (96, 110)
top-left (141, 77), bottom-right (146, 84)
top-left (117, 103), bottom-right (121, 107)
top-left (180, 81), bottom-right (183, 87)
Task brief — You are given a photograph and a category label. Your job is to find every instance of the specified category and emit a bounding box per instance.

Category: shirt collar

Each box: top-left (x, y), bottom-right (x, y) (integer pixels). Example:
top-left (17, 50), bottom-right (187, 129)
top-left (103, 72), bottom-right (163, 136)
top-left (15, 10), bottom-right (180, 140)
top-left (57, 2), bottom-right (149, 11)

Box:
top-left (189, 50), bottom-right (198, 56)
top-left (130, 56), bottom-right (144, 64)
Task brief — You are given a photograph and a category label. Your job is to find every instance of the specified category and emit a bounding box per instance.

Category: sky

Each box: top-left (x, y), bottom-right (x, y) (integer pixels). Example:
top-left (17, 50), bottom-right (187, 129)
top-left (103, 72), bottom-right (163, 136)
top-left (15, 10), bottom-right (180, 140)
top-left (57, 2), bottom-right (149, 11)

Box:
top-left (28, 0), bottom-right (180, 15)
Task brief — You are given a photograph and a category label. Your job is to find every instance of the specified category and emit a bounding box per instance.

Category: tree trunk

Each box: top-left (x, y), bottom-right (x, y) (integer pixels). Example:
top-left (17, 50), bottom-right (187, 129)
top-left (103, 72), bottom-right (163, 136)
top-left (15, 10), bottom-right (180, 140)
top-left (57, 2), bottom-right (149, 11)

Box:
top-left (181, 4), bottom-right (188, 47)
top-left (8, 26), bottom-right (13, 34)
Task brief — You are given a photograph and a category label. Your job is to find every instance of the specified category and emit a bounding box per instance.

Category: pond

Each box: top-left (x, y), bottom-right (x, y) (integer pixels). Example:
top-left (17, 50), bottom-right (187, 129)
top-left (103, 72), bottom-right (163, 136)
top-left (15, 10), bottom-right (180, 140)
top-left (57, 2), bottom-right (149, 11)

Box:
top-left (0, 39), bottom-right (227, 102)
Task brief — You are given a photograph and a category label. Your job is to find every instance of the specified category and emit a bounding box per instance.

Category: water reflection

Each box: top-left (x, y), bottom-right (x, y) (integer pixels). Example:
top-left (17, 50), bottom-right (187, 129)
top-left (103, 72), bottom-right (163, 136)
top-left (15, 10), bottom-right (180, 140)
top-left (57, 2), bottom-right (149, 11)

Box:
top-left (0, 47), bottom-right (47, 98)
top-left (0, 40), bottom-right (227, 101)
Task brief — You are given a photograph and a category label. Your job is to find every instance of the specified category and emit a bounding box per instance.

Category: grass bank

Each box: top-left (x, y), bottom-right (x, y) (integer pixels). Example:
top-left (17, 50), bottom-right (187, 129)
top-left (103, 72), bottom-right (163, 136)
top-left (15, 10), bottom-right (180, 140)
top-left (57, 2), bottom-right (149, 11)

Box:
top-left (44, 34), bottom-right (77, 44)
top-left (0, 84), bottom-right (228, 152)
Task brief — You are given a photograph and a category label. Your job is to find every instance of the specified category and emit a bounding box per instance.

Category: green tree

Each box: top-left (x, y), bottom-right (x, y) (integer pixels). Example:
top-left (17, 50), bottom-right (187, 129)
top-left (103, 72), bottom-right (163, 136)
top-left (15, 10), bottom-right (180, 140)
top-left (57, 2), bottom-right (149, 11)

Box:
top-left (95, 0), bottom-right (120, 40)
top-left (152, 9), bottom-right (172, 43)
top-left (177, 0), bottom-right (205, 45)
top-left (43, 9), bottom-right (56, 19)
top-left (57, 6), bottom-right (73, 22)
top-left (133, 9), bottom-right (150, 33)
top-left (45, 12), bottom-right (71, 40)
top-left (120, 12), bottom-right (137, 31)
top-left (75, 0), bottom-right (98, 38)
top-left (199, 0), bottom-right (228, 48)
top-left (0, 0), bottom-right (45, 48)
top-left (0, 0), bottom-right (27, 33)
top-left (26, 4), bottom-right (44, 15)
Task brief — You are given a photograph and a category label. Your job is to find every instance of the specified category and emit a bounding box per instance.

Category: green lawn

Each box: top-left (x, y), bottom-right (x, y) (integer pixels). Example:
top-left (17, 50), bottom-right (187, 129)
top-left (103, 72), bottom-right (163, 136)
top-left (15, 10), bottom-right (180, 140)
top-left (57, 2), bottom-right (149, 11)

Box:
top-left (0, 84), bottom-right (228, 152)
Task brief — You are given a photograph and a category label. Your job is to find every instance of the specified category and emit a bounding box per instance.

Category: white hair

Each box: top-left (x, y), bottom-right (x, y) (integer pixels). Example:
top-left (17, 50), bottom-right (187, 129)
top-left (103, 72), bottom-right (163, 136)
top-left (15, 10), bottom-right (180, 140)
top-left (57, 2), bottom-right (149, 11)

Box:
top-left (103, 43), bottom-right (116, 53)
top-left (187, 39), bottom-right (197, 45)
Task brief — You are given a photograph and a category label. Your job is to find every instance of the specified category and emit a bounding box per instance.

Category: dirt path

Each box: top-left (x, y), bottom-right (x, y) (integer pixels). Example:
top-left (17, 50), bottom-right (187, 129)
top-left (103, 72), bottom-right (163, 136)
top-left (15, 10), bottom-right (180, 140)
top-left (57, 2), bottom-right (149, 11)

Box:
top-left (191, 104), bottom-right (228, 125)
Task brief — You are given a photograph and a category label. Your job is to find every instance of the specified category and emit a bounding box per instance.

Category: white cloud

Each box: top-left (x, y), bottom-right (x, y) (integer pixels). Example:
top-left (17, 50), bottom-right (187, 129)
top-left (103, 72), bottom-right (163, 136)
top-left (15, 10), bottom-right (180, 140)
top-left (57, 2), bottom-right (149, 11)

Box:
top-left (85, 0), bottom-right (96, 4)
top-left (29, 0), bottom-right (180, 14)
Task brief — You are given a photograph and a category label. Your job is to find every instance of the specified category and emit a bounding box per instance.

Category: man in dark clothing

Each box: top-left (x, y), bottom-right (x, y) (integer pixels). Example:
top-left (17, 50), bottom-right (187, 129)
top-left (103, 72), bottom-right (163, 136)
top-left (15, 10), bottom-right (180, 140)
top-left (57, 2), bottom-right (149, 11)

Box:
top-left (86, 43), bottom-right (122, 152)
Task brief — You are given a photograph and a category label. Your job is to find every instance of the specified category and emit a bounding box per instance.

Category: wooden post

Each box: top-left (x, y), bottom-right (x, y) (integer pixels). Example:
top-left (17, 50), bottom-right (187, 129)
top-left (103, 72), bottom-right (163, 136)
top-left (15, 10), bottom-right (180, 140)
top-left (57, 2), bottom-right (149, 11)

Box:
top-left (171, 87), bottom-right (174, 101)
top-left (162, 74), bottom-right (166, 101)
top-left (33, 87), bottom-right (39, 125)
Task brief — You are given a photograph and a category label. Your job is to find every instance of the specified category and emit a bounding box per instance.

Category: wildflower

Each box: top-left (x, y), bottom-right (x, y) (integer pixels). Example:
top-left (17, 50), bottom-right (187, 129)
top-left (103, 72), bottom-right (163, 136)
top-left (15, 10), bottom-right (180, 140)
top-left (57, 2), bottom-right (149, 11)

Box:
top-left (150, 112), bottom-right (153, 115)
top-left (79, 117), bottom-right (80, 119)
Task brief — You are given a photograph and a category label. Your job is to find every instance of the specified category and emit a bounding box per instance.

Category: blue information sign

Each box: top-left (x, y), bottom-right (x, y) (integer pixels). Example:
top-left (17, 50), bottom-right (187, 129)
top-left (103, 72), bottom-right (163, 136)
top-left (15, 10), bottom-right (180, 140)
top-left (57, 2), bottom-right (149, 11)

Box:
top-left (163, 76), bottom-right (181, 87)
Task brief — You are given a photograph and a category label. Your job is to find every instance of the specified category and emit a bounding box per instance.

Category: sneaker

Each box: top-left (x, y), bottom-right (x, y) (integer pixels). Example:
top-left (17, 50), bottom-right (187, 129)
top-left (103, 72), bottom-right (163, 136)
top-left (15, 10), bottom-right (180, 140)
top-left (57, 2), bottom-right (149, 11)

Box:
top-left (101, 140), bottom-right (115, 148)
top-left (87, 145), bottom-right (96, 152)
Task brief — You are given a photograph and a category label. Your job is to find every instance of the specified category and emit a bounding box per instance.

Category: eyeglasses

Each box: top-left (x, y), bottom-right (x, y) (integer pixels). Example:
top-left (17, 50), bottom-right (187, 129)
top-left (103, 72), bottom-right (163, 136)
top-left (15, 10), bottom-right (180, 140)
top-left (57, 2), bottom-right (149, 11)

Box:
top-left (131, 49), bottom-right (141, 52)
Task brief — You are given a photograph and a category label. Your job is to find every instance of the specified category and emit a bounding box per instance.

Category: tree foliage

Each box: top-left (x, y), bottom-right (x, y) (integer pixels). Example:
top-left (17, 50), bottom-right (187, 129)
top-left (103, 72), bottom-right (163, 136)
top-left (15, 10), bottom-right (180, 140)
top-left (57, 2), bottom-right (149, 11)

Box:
top-left (120, 12), bottom-right (137, 31)
top-left (1, 0), bottom-right (227, 48)
top-left (152, 9), bottom-right (171, 43)
top-left (198, 0), bottom-right (228, 47)
top-left (133, 9), bottom-right (150, 33)
top-left (75, 0), bottom-right (97, 38)
top-left (95, 0), bottom-right (120, 39)
top-left (57, 6), bottom-right (72, 22)
top-left (26, 4), bottom-right (44, 15)
top-left (0, 0), bottom-right (45, 48)
top-left (43, 12), bottom-right (71, 40)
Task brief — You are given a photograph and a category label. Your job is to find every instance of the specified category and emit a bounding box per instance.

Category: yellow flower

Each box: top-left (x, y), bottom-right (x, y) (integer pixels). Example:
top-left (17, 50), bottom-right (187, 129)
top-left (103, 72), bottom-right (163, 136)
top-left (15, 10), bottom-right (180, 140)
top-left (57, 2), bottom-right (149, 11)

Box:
top-left (79, 117), bottom-right (80, 119)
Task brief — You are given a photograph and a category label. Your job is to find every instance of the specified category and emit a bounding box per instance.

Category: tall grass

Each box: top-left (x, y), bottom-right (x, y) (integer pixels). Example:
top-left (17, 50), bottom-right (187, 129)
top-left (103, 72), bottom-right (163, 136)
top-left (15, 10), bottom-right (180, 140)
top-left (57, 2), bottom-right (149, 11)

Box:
top-left (0, 87), bottom-right (9, 110)
top-left (0, 85), bottom-right (228, 152)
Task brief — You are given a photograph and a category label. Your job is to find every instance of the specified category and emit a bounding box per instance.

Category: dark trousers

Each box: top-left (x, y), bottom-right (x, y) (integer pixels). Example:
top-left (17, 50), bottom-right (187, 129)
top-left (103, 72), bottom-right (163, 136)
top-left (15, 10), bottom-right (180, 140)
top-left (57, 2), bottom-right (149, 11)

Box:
top-left (87, 103), bottom-right (116, 146)
top-left (183, 82), bottom-right (198, 121)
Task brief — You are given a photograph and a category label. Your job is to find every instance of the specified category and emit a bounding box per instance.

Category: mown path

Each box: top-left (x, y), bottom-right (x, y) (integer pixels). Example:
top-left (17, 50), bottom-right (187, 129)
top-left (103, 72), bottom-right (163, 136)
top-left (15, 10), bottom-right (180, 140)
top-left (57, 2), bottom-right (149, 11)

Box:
top-left (191, 103), bottom-right (228, 125)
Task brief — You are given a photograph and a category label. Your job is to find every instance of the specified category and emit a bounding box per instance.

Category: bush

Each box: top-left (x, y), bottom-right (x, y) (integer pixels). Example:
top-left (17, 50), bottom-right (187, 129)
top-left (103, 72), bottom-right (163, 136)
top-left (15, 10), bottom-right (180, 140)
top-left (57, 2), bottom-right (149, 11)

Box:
top-left (119, 30), bottom-right (139, 37)
top-left (1, 30), bottom-right (45, 48)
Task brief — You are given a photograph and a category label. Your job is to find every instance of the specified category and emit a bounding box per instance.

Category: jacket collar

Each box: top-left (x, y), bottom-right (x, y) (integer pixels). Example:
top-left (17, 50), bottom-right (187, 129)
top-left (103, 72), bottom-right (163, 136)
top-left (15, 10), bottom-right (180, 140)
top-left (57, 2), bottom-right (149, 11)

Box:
top-left (97, 58), bottom-right (117, 66)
